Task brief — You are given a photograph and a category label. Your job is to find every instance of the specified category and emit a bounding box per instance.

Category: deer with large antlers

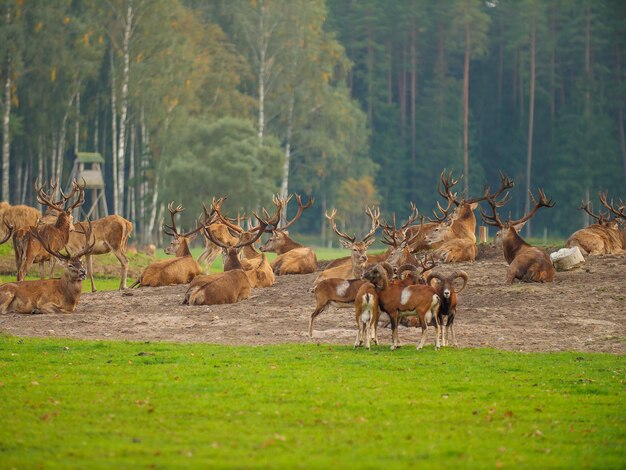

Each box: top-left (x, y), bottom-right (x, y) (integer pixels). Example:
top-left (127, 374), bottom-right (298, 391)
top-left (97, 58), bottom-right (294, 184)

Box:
top-left (130, 203), bottom-right (205, 287)
top-left (480, 188), bottom-right (556, 283)
top-left (259, 194), bottom-right (317, 275)
top-left (414, 170), bottom-right (515, 263)
top-left (0, 221), bottom-right (95, 314)
top-left (312, 207), bottom-right (381, 288)
top-left (566, 193), bottom-right (626, 256)
top-left (196, 197), bottom-right (243, 271)
top-left (13, 179), bottom-right (86, 282)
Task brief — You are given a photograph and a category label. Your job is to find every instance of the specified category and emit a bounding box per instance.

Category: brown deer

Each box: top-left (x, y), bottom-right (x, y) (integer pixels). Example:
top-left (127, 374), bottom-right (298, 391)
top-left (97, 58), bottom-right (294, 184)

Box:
top-left (566, 193), bottom-right (626, 256)
top-left (0, 202), bottom-right (41, 241)
top-left (480, 188), bottom-right (556, 283)
top-left (14, 179), bottom-right (85, 281)
top-left (58, 215), bottom-right (133, 292)
top-left (324, 203), bottom-right (420, 270)
top-left (202, 199), bottom-right (282, 288)
top-left (414, 170), bottom-right (514, 262)
top-left (130, 203), bottom-right (205, 287)
top-left (259, 194), bottom-right (317, 275)
top-left (312, 207), bottom-right (380, 288)
top-left (0, 221), bottom-right (95, 314)
top-left (197, 197), bottom-right (243, 271)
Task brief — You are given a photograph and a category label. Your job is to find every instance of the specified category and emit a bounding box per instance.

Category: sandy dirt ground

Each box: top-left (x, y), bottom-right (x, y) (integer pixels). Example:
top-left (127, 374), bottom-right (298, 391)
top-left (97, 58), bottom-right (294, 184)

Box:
top-left (1, 246), bottom-right (624, 353)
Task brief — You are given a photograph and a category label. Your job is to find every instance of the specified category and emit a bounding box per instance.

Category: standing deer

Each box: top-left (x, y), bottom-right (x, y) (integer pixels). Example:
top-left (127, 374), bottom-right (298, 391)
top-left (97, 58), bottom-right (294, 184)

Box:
top-left (0, 222), bottom-right (95, 314)
top-left (259, 194), bottom-right (317, 275)
top-left (312, 207), bottom-right (380, 288)
top-left (566, 193), bottom-right (626, 255)
top-left (480, 188), bottom-right (556, 283)
top-left (130, 203), bottom-right (205, 287)
top-left (41, 214), bottom-right (133, 292)
top-left (14, 179), bottom-right (85, 281)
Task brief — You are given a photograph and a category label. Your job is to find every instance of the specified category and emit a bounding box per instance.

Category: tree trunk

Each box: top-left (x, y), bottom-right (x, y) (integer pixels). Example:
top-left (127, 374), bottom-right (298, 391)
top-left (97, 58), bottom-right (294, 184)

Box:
top-left (116, 4), bottom-right (133, 218)
top-left (110, 47), bottom-right (119, 214)
top-left (616, 40), bottom-right (626, 181)
top-left (279, 79), bottom-right (296, 225)
top-left (410, 23), bottom-right (417, 165)
top-left (524, 19), bottom-right (537, 238)
top-left (2, 19), bottom-right (11, 203)
top-left (462, 23), bottom-right (470, 198)
top-left (127, 122), bottom-right (136, 223)
top-left (257, 0), bottom-right (266, 144)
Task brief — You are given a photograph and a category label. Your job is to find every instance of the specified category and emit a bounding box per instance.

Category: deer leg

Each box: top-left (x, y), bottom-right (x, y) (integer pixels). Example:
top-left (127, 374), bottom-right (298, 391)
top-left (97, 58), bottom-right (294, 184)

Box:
top-left (111, 249), bottom-right (129, 290)
top-left (38, 260), bottom-right (46, 279)
top-left (308, 303), bottom-right (328, 337)
top-left (85, 254), bottom-right (97, 292)
top-left (389, 312), bottom-right (401, 350)
top-left (0, 290), bottom-right (16, 314)
top-left (417, 320), bottom-right (428, 350)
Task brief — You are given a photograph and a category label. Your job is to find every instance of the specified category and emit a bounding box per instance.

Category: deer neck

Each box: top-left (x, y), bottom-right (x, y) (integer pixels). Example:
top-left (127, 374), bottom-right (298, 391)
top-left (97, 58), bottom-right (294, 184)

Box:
top-left (61, 269), bottom-right (83, 305)
top-left (276, 235), bottom-right (302, 254)
top-left (242, 244), bottom-right (259, 258)
top-left (502, 226), bottom-right (530, 263)
top-left (223, 249), bottom-right (243, 271)
top-left (449, 205), bottom-right (477, 239)
top-left (176, 238), bottom-right (192, 257)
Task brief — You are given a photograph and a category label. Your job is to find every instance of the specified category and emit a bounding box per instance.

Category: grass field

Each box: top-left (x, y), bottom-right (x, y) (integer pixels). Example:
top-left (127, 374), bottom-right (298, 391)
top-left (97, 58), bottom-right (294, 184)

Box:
top-left (0, 336), bottom-right (623, 468)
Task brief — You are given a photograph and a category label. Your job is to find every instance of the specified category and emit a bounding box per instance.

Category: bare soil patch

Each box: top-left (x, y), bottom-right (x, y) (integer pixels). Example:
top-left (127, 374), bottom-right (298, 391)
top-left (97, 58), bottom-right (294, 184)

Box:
top-left (1, 251), bottom-right (624, 353)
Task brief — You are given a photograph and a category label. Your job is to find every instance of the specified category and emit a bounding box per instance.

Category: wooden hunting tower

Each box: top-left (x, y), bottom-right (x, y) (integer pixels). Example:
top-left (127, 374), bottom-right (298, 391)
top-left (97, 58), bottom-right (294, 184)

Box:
top-left (67, 152), bottom-right (109, 219)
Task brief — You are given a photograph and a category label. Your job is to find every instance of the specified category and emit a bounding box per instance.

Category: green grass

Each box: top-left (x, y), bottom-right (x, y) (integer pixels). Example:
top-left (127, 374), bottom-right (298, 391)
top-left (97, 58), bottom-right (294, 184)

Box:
top-left (0, 336), bottom-right (623, 469)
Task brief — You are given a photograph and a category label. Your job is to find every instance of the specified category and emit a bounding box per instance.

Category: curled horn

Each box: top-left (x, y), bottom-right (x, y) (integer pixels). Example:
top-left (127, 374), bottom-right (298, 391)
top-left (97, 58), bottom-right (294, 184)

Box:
top-left (0, 221), bottom-right (14, 245)
top-left (426, 271), bottom-right (445, 287)
top-left (378, 261), bottom-right (395, 280)
top-left (452, 270), bottom-right (469, 293)
top-left (397, 264), bottom-right (418, 283)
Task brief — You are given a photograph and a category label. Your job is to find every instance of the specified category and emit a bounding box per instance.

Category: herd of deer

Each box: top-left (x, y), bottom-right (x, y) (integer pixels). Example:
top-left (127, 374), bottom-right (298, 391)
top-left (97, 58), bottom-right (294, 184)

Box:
top-left (0, 171), bottom-right (623, 350)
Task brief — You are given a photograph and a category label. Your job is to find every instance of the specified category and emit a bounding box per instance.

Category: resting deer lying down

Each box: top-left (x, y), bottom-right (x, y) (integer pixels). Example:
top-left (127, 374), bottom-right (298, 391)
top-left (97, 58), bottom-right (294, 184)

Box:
top-left (480, 188), bottom-right (556, 283)
top-left (566, 194), bottom-right (626, 256)
top-left (0, 222), bottom-right (94, 314)
top-left (130, 203), bottom-right (205, 288)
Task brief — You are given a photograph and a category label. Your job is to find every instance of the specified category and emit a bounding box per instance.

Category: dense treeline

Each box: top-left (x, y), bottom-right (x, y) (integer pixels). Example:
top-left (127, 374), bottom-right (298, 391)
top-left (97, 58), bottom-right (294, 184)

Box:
top-left (0, 0), bottom-right (624, 242)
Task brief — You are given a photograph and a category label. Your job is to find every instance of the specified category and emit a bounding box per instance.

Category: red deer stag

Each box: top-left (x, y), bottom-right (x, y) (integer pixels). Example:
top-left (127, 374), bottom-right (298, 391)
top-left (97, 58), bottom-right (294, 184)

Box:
top-left (61, 215), bottom-right (133, 292)
top-left (130, 203), bottom-right (205, 287)
top-left (197, 197), bottom-right (243, 271)
top-left (14, 179), bottom-right (85, 281)
top-left (480, 189), bottom-right (556, 283)
top-left (259, 194), bottom-right (317, 275)
top-left (312, 207), bottom-right (380, 288)
top-left (413, 170), bottom-right (514, 262)
top-left (566, 193), bottom-right (625, 256)
top-left (0, 221), bottom-right (95, 314)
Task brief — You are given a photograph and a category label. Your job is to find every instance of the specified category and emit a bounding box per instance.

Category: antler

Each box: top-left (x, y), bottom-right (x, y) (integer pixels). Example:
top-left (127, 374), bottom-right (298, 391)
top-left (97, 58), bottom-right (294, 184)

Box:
top-left (418, 254), bottom-right (437, 275)
top-left (381, 203), bottom-right (420, 239)
top-left (437, 169), bottom-right (463, 206)
top-left (207, 198), bottom-right (282, 249)
top-left (465, 171), bottom-right (515, 205)
top-left (276, 194), bottom-right (313, 231)
top-left (362, 206), bottom-right (381, 244)
top-left (207, 197), bottom-right (244, 234)
top-left (598, 191), bottom-right (626, 220)
top-left (479, 193), bottom-right (508, 228)
top-left (579, 200), bottom-right (610, 224)
top-left (509, 188), bottom-right (555, 227)
top-left (35, 178), bottom-right (64, 212)
top-left (162, 202), bottom-right (185, 237)
top-left (429, 197), bottom-right (456, 223)
top-left (326, 208), bottom-right (356, 245)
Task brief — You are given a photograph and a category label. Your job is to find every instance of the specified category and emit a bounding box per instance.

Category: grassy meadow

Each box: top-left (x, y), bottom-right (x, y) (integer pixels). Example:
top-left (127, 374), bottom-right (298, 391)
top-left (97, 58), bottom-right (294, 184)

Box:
top-left (0, 336), bottom-right (623, 468)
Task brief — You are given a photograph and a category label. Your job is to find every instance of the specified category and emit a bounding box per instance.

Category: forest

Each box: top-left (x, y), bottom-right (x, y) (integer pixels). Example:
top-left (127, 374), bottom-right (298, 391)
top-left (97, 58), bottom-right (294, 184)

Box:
top-left (0, 0), bottom-right (624, 243)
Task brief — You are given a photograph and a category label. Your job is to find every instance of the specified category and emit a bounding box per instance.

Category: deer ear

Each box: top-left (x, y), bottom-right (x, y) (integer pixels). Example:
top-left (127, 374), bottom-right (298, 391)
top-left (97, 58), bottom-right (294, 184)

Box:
top-left (188, 233), bottom-right (198, 241)
top-left (512, 221), bottom-right (526, 232)
top-left (470, 202), bottom-right (478, 210)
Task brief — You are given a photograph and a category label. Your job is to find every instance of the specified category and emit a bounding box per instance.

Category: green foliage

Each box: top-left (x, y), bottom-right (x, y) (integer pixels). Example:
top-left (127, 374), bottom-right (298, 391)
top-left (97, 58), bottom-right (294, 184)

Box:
top-left (161, 117), bottom-right (283, 227)
top-left (0, 337), bottom-right (623, 468)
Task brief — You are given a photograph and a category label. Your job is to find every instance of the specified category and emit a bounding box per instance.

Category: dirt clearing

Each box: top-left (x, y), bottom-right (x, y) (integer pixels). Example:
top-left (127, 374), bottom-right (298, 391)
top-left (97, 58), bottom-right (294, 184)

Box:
top-left (1, 248), bottom-right (624, 353)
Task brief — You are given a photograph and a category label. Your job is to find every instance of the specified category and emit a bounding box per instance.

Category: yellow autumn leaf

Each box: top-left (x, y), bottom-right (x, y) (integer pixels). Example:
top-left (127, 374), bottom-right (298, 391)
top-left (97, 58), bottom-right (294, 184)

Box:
top-left (34, 22), bottom-right (43, 33)
top-left (50, 67), bottom-right (57, 82)
top-left (63, 16), bottom-right (71, 25)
